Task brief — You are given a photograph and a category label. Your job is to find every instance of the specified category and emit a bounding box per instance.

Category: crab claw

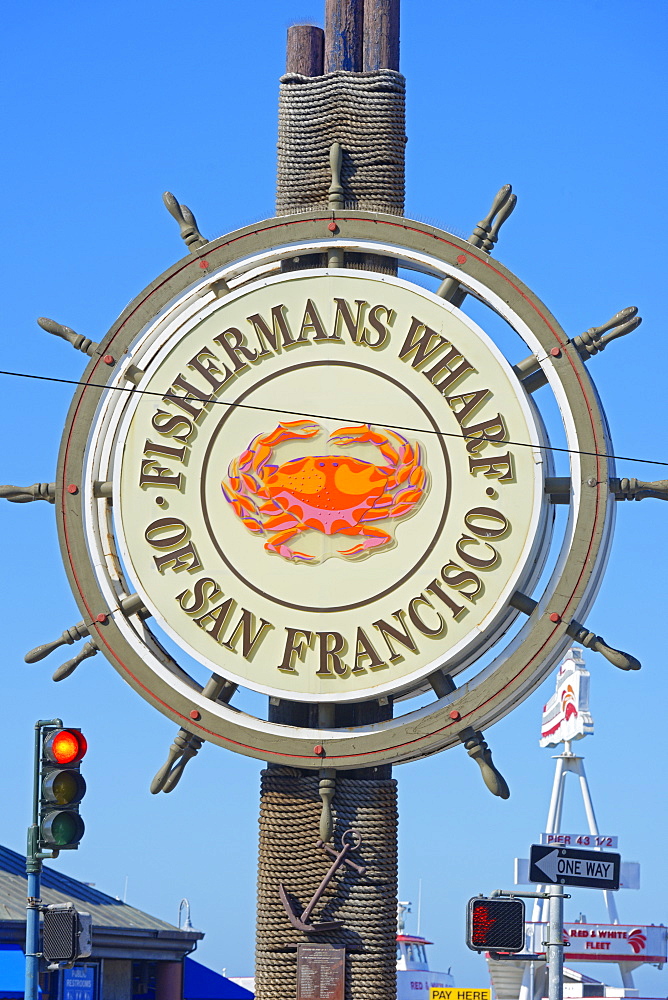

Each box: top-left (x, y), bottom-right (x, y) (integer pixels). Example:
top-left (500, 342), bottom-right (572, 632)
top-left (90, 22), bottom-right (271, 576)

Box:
top-left (329, 424), bottom-right (374, 447)
top-left (337, 526), bottom-right (391, 555)
top-left (262, 420), bottom-right (320, 447)
top-left (265, 527), bottom-right (315, 562)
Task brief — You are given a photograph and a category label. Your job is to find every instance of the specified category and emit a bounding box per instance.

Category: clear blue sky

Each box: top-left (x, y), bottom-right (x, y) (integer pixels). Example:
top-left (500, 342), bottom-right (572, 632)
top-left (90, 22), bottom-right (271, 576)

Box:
top-left (1, 0), bottom-right (667, 992)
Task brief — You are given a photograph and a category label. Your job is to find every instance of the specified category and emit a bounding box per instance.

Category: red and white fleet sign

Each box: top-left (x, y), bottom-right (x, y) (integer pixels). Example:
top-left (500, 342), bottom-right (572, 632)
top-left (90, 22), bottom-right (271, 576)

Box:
top-left (527, 923), bottom-right (667, 965)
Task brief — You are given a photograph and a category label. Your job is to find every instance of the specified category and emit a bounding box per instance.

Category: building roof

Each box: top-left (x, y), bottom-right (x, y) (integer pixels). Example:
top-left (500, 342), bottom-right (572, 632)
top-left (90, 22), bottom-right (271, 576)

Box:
top-left (0, 845), bottom-right (202, 961)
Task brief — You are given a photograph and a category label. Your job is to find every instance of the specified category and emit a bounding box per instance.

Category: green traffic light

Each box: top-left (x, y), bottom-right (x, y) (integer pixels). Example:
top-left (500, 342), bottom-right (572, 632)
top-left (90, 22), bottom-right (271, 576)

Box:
top-left (41, 810), bottom-right (85, 848)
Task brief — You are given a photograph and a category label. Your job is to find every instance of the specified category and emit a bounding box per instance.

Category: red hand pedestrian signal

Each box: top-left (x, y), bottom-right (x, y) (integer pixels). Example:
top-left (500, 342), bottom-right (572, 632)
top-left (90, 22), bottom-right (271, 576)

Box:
top-left (472, 902), bottom-right (497, 944)
top-left (466, 897), bottom-right (525, 953)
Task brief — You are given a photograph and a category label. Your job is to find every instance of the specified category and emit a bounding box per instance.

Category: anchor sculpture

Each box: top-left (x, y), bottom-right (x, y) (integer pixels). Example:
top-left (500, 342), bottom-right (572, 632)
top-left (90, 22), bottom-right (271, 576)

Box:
top-left (279, 830), bottom-right (366, 933)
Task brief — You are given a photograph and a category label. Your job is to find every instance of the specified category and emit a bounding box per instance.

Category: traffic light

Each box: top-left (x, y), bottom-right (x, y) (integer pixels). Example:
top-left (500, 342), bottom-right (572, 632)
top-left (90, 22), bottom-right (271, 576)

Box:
top-left (43, 904), bottom-right (92, 964)
top-left (39, 728), bottom-right (87, 851)
top-left (466, 896), bottom-right (525, 953)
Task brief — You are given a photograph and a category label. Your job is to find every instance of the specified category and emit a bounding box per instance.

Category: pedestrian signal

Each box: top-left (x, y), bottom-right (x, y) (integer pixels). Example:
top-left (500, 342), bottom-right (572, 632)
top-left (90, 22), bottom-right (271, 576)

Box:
top-left (43, 904), bottom-right (92, 963)
top-left (466, 897), bottom-right (525, 952)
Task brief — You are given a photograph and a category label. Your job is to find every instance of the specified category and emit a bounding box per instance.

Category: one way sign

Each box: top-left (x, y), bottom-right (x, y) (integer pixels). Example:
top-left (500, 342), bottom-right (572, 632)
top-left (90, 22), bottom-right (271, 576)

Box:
top-left (529, 844), bottom-right (620, 890)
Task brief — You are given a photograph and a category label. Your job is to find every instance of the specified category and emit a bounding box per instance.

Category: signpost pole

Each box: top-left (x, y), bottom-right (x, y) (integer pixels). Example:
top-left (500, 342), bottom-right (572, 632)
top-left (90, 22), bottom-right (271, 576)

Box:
top-left (25, 721), bottom-right (43, 1000)
top-left (547, 883), bottom-right (564, 1000)
top-left (25, 719), bottom-right (62, 1000)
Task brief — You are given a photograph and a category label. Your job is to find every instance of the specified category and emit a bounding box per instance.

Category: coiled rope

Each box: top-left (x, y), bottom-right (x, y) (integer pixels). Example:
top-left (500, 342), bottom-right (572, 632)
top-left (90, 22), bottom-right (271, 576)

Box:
top-left (255, 767), bottom-right (398, 999)
top-left (276, 70), bottom-right (406, 217)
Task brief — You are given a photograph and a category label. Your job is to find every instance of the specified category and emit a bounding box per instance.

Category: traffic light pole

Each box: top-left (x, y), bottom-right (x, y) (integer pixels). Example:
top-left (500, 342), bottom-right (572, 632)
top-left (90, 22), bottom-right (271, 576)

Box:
top-left (25, 719), bottom-right (62, 1000)
top-left (547, 883), bottom-right (564, 1000)
top-left (487, 886), bottom-right (567, 1000)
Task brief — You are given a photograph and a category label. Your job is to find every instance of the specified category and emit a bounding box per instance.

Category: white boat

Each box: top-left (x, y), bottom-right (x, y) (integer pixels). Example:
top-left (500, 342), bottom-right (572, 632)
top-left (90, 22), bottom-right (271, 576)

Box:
top-left (397, 901), bottom-right (455, 999)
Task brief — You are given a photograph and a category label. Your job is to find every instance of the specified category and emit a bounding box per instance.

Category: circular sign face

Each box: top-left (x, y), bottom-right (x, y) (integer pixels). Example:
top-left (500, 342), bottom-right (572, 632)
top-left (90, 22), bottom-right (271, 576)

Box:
top-left (114, 269), bottom-right (549, 702)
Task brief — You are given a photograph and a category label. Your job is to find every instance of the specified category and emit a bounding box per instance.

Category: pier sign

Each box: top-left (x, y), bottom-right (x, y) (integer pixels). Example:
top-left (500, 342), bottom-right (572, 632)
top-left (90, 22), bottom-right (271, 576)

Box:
top-left (529, 844), bottom-right (620, 890)
top-left (540, 833), bottom-right (617, 849)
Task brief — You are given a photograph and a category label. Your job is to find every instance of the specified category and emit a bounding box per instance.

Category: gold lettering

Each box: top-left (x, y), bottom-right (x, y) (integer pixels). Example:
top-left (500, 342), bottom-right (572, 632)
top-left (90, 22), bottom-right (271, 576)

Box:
top-left (441, 562), bottom-right (483, 602)
top-left (166, 375), bottom-right (212, 419)
top-left (193, 598), bottom-right (235, 641)
top-left (221, 609), bottom-right (273, 659)
top-left (455, 534), bottom-right (499, 569)
top-left (212, 327), bottom-right (258, 373)
top-left (316, 632), bottom-right (348, 676)
top-left (299, 299), bottom-right (329, 341)
top-left (153, 541), bottom-right (201, 573)
top-left (151, 410), bottom-right (195, 442)
top-left (423, 343), bottom-right (475, 395)
top-left (464, 414), bottom-right (508, 454)
top-left (398, 316), bottom-right (448, 367)
top-left (332, 298), bottom-right (367, 342)
top-left (187, 348), bottom-right (229, 391)
top-left (408, 594), bottom-right (446, 636)
top-left (139, 439), bottom-right (186, 490)
top-left (464, 506), bottom-right (510, 539)
top-left (446, 388), bottom-right (491, 425)
top-left (246, 305), bottom-right (297, 356)
top-left (372, 612), bottom-right (417, 663)
top-left (425, 579), bottom-right (466, 619)
top-left (468, 452), bottom-right (515, 482)
top-left (363, 304), bottom-right (394, 348)
top-left (176, 577), bottom-right (222, 615)
top-left (353, 628), bottom-right (387, 672)
top-left (278, 628), bottom-right (313, 672)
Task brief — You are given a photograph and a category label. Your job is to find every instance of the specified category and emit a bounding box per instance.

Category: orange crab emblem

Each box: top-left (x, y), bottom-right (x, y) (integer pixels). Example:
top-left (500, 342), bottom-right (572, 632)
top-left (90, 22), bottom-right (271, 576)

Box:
top-left (222, 420), bottom-right (427, 562)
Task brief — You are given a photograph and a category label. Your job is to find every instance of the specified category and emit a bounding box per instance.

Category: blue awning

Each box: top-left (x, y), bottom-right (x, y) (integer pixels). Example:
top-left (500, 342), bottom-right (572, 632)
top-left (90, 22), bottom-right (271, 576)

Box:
top-left (183, 957), bottom-right (253, 1000)
top-left (0, 947), bottom-right (28, 998)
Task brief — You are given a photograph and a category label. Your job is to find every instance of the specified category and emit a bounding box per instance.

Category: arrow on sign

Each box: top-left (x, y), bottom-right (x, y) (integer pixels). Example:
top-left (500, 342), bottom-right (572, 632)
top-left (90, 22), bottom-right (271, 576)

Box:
top-left (533, 849), bottom-right (559, 881)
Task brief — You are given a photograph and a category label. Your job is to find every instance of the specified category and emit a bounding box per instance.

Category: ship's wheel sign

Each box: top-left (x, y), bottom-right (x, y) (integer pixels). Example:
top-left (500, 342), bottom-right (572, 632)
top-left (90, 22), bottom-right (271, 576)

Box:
top-left (29, 211), bottom-right (637, 768)
top-left (113, 269), bottom-right (548, 704)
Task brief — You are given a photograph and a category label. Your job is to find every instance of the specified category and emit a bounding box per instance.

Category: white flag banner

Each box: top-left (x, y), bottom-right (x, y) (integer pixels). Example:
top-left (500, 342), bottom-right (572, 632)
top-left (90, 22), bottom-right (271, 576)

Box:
top-left (540, 648), bottom-right (594, 747)
top-left (525, 922), bottom-right (666, 965)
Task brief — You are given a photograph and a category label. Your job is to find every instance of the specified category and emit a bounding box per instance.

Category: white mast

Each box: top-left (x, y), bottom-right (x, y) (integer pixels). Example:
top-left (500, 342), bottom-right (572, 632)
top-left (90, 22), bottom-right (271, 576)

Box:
top-left (519, 648), bottom-right (635, 1000)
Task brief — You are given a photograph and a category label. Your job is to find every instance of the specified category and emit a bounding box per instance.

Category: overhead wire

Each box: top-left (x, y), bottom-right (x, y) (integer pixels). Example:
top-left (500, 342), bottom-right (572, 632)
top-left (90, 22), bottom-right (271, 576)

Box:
top-left (0, 367), bottom-right (666, 470)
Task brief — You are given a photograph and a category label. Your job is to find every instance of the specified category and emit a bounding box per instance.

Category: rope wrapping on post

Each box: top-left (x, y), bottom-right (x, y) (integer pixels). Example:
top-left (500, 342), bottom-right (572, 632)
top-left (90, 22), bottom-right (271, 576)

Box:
top-left (255, 767), bottom-right (398, 999)
top-left (276, 70), bottom-right (406, 217)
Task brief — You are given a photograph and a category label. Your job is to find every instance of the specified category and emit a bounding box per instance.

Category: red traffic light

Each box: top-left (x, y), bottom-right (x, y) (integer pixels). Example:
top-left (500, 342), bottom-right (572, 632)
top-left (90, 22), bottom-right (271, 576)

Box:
top-left (44, 729), bottom-right (87, 765)
top-left (466, 897), bottom-right (525, 952)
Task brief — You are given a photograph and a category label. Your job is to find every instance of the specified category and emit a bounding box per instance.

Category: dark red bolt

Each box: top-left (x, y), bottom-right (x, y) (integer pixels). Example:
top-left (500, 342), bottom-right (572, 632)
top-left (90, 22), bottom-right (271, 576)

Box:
top-left (67, 484), bottom-right (78, 495)
top-left (190, 710), bottom-right (201, 720)
top-left (199, 260), bottom-right (209, 269)
top-left (550, 347), bottom-right (562, 358)
top-left (449, 710), bottom-right (461, 721)
top-left (457, 254), bottom-right (467, 265)
top-left (103, 354), bottom-right (115, 365)
top-left (549, 613), bottom-right (562, 623)
top-left (328, 222), bottom-right (338, 232)
top-left (95, 613), bottom-right (108, 624)
top-left (314, 744), bottom-right (326, 756)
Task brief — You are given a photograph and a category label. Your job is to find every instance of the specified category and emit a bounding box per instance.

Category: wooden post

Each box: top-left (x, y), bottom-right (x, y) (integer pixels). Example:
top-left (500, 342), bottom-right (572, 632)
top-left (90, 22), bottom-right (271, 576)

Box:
top-left (364, 0), bottom-right (400, 71)
top-left (324, 0), bottom-right (364, 72)
top-left (286, 24), bottom-right (324, 76)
